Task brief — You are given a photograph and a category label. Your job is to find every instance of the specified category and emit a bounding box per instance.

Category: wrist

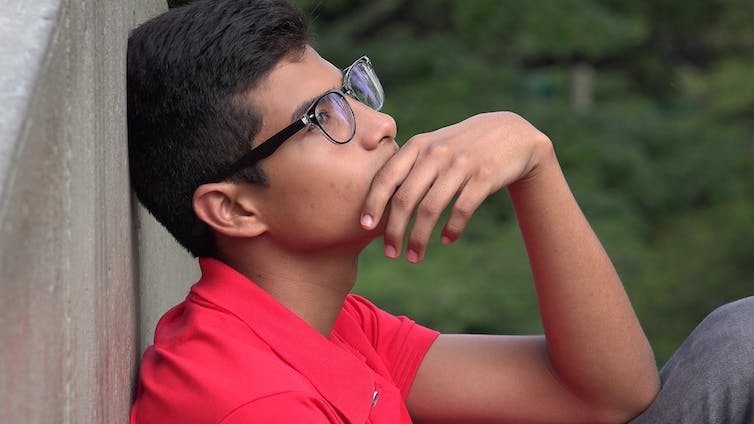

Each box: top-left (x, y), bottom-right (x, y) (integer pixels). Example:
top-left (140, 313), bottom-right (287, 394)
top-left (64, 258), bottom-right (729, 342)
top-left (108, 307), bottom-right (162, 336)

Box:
top-left (511, 135), bottom-right (558, 191)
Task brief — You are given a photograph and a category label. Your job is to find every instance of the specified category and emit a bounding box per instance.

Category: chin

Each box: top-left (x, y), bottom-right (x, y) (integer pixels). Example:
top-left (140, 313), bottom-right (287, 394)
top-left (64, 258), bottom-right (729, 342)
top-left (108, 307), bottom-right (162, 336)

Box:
top-left (354, 223), bottom-right (383, 245)
top-left (346, 222), bottom-right (384, 252)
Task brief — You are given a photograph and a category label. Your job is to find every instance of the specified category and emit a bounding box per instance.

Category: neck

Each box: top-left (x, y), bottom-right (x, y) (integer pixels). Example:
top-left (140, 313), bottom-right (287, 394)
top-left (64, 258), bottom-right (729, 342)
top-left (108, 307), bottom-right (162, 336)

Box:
top-left (220, 238), bottom-right (364, 336)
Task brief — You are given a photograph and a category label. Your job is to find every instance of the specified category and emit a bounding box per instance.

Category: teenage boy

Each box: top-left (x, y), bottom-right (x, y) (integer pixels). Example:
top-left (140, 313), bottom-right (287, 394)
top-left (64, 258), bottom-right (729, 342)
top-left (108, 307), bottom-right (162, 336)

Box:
top-left (128, 1), bottom-right (753, 423)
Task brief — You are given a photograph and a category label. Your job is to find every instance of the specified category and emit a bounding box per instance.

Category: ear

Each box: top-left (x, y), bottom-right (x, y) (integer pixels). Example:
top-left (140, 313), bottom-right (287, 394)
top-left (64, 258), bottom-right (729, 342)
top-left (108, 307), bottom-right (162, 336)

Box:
top-left (193, 183), bottom-right (268, 238)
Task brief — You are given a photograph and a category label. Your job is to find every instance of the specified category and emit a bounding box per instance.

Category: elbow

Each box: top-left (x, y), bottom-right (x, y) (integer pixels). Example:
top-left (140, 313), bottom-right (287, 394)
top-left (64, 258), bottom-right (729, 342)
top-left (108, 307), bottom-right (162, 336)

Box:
top-left (629, 374), bottom-right (661, 419)
top-left (625, 388), bottom-right (660, 422)
top-left (597, 374), bottom-right (661, 423)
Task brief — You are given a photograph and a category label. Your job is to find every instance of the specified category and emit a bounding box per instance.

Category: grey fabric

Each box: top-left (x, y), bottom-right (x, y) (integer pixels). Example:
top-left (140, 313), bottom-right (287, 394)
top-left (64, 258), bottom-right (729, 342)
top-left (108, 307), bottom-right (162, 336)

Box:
top-left (630, 296), bottom-right (754, 424)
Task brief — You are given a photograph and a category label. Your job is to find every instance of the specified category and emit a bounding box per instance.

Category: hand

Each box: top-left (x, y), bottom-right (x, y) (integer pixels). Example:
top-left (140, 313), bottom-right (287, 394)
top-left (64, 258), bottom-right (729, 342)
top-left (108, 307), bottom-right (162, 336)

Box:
top-left (360, 111), bottom-right (554, 263)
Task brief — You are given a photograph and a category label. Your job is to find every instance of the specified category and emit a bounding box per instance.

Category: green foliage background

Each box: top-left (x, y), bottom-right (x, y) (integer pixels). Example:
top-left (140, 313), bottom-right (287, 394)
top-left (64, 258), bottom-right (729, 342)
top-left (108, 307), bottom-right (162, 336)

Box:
top-left (173, 0), bottom-right (754, 365)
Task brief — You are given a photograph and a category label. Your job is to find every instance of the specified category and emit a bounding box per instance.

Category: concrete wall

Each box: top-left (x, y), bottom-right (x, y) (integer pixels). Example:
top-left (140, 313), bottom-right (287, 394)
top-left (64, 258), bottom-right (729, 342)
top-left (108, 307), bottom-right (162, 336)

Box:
top-left (0, 0), bottom-right (198, 422)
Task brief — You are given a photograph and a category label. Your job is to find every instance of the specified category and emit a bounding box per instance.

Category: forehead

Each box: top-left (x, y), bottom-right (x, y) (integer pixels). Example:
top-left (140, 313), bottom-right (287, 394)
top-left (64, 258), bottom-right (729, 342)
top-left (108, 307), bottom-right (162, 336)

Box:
top-left (251, 46), bottom-right (342, 126)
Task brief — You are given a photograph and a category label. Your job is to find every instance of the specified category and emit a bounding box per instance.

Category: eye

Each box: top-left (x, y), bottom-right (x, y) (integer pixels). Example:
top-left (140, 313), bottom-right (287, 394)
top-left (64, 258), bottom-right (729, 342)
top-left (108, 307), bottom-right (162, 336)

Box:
top-left (315, 109), bottom-right (330, 125)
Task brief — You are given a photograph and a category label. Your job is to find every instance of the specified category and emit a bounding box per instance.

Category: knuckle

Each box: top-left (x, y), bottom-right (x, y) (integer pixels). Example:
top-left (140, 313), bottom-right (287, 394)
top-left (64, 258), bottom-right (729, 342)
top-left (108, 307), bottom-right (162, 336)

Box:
top-left (426, 142), bottom-right (451, 158)
top-left (501, 110), bottom-right (519, 119)
top-left (391, 190), bottom-right (413, 210)
top-left (406, 133), bottom-right (429, 147)
top-left (417, 201), bottom-right (440, 219)
top-left (443, 222), bottom-right (463, 239)
top-left (476, 165), bottom-right (493, 180)
top-left (451, 151), bottom-right (472, 168)
top-left (452, 202), bottom-right (473, 220)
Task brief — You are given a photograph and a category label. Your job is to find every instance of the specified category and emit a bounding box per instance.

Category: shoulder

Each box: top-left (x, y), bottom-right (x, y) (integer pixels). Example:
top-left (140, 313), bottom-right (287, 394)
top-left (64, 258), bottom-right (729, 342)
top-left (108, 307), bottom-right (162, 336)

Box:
top-left (134, 301), bottom-right (318, 423)
top-left (341, 293), bottom-right (380, 321)
top-left (340, 294), bottom-right (432, 341)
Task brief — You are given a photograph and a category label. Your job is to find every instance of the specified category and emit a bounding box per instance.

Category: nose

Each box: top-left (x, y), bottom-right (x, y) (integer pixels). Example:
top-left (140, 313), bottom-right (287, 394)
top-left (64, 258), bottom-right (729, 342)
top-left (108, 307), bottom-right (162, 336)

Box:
top-left (350, 99), bottom-right (397, 150)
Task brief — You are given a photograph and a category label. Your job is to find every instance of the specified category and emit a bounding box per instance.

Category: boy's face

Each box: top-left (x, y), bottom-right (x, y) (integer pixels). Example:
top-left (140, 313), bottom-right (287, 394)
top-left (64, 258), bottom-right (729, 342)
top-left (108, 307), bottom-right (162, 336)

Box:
top-left (243, 46), bottom-right (398, 251)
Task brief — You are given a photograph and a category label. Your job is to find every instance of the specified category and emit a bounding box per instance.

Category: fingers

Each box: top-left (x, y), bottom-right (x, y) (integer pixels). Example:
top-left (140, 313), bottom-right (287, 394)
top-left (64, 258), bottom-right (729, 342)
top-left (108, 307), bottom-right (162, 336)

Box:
top-left (374, 140), bottom-right (491, 263)
top-left (380, 141), bottom-right (450, 259)
top-left (441, 175), bottom-right (489, 243)
top-left (360, 112), bottom-right (552, 263)
top-left (360, 142), bottom-right (420, 231)
top-left (400, 172), bottom-right (490, 264)
top-left (399, 162), bottom-right (466, 260)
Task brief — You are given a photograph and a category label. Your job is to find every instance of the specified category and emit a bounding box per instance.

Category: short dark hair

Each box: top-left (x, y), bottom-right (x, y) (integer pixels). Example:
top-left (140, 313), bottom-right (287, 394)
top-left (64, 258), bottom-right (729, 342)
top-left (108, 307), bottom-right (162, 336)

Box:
top-left (127, 0), bottom-right (310, 257)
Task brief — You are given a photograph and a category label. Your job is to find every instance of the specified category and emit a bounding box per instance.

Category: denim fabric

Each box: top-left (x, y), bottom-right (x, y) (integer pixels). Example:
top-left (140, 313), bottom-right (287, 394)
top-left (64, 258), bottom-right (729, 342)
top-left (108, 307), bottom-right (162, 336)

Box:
top-left (630, 296), bottom-right (754, 424)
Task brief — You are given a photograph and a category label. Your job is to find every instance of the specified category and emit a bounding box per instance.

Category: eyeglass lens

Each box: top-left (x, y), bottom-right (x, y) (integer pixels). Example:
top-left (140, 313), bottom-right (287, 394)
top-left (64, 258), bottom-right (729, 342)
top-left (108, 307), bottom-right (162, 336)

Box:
top-left (347, 59), bottom-right (384, 111)
top-left (315, 58), bottom-right (384, 143)
top-left (315, 92), bottom-right (356, 143)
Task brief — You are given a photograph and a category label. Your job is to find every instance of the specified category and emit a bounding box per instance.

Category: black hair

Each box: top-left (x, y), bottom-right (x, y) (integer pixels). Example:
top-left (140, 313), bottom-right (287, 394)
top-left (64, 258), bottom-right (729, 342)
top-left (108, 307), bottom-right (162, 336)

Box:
top-left (127, 0), bottom-right (310, 257)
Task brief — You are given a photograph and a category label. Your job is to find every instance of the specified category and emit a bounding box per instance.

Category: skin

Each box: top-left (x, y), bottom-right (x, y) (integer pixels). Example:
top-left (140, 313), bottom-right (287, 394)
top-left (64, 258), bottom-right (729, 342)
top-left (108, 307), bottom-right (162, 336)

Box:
top-left (193, 46), bottom-right (660, 423)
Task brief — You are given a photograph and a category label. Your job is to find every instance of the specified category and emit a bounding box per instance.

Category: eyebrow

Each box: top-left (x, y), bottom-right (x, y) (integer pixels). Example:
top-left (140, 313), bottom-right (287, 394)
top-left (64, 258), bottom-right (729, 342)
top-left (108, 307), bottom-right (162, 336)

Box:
top-left (289, 70), bottom-right (346, 121)
top-left (290, 93), bottom-right (322, 122)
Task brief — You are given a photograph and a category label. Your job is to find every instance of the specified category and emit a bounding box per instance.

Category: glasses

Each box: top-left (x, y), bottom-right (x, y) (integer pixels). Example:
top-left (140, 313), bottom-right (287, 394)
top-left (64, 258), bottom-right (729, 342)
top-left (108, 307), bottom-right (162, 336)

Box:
top-left (214, 56), bottom-right (384, 181)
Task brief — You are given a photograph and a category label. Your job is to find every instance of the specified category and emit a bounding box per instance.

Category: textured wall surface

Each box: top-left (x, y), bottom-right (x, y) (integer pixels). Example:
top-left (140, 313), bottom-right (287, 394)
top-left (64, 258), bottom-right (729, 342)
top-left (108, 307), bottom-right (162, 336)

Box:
top-left (0, 1), bottom-right (197, 422)
top-left (136, 205), bottom-right (200, 353)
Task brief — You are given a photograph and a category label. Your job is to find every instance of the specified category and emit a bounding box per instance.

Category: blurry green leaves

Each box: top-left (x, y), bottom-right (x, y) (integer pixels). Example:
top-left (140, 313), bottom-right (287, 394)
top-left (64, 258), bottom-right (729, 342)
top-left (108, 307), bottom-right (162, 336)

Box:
top-left (683, 59), bottom-right (754, 120)
top-left (451, 0), bottom-right (648, 61)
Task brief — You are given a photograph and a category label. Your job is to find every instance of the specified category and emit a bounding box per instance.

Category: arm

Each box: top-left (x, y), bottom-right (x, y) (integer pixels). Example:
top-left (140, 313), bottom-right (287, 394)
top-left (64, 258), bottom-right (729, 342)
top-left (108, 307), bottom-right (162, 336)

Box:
top-left (361, 112), bottom-right (659, 423)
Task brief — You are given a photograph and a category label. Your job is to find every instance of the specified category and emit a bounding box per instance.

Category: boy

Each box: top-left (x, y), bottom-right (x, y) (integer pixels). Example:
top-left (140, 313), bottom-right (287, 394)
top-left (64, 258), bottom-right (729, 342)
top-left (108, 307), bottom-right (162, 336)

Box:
top-left (128, 1), bottom-right (753, 423)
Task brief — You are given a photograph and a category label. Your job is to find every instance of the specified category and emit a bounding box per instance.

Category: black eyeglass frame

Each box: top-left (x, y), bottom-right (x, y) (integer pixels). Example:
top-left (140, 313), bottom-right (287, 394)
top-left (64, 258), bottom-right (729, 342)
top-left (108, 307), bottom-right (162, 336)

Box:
top-left (213, 55), bottom-right (381, 181)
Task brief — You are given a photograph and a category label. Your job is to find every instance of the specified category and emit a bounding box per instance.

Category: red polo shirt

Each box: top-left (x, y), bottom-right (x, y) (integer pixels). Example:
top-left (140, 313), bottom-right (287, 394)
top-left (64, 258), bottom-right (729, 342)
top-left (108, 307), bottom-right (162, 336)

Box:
top-left (130, 258), bottom-right (439, 423)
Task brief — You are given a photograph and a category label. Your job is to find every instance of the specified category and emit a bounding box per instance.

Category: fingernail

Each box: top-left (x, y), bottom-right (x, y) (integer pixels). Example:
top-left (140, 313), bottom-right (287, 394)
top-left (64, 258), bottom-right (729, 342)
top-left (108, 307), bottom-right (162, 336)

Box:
top-left (385, 244), bottom-right (397, 258)
top-left (361, 214), bottom-right (374, 229)
top-left (441, 235), bottom-right (453, 245)
top-left (406, 249), bottom-right (420, 263)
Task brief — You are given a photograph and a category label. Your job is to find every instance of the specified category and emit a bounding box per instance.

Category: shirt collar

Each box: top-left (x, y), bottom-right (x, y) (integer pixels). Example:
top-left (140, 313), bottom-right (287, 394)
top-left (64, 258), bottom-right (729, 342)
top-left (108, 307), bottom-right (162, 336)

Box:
top-left (191, 257), bottom-right (374, 422)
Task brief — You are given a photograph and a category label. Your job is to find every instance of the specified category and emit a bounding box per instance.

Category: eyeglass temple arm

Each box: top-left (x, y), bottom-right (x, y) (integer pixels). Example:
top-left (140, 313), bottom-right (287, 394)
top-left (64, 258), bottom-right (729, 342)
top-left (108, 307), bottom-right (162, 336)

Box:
top-left (215, 119), bottom-right (306, 181)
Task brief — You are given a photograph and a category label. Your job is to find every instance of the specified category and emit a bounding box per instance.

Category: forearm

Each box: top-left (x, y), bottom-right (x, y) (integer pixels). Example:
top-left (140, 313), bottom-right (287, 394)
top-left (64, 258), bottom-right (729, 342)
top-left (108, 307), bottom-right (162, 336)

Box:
top-left (508, 144), bottom-right (659, 414)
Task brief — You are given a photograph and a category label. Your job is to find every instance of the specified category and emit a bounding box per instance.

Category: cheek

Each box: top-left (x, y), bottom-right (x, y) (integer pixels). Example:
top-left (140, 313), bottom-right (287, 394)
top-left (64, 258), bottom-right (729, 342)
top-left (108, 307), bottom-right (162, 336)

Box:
top-left (330, 177), bottom-right (360, 204)
top-left (270, 166), bottom-right (366, 235)
top-left (292, 152), bottom-right (369, 209)
top-left (311, 173), bottom-right (364, 224)
top-left (260, 143), bottom-right (379, 244)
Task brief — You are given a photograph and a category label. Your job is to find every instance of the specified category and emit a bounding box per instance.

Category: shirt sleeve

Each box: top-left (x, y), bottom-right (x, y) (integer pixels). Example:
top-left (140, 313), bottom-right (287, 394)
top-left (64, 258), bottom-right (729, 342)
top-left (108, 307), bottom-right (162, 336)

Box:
top-left (219, 392), bottom-right (341, 424)
top-left (342, 295), bottom-right (440, 399)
